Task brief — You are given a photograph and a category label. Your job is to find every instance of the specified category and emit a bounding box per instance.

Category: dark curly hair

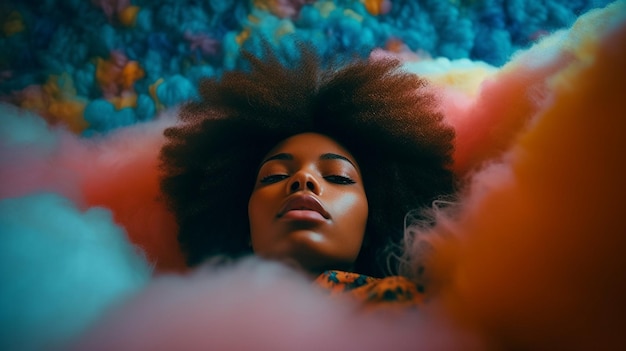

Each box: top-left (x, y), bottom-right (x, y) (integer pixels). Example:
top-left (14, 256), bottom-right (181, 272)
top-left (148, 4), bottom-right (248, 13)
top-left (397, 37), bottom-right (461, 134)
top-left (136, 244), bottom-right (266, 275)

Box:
top-left (159, 49), bottom-right (456, 277)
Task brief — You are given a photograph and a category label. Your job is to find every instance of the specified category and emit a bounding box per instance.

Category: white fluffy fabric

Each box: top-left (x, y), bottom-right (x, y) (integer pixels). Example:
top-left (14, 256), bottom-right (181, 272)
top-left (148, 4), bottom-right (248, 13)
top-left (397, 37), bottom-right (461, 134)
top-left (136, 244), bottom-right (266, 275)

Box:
top-left (70, 258), bottom-right (478, 351)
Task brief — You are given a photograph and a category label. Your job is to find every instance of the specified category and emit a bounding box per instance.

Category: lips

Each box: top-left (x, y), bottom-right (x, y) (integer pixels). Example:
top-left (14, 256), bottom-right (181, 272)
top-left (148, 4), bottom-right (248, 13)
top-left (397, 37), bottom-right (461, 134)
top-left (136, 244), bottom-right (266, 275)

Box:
top-left (277, 194), bottom-right (331, 220)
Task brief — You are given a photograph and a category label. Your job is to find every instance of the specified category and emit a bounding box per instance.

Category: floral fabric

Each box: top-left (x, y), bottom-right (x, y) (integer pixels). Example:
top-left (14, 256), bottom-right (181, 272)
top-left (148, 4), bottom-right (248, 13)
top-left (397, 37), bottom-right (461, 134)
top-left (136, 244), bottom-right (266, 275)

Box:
top-left (314, 270), bottom-right (425, 309)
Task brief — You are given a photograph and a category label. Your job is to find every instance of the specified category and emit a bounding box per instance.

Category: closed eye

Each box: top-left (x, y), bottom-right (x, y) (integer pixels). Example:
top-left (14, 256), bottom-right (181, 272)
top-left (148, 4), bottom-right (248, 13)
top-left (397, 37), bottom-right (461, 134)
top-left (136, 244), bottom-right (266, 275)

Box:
top-left (324, 175), bottom-right (356, 185)
top-left (259, 174), bottom-right (289, 184)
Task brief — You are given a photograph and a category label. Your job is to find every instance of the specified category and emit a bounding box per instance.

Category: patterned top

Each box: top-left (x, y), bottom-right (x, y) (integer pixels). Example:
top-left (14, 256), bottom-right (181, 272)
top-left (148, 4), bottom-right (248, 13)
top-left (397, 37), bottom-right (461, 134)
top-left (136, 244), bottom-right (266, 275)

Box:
top-left (314, 270), bottom-right (425, 310)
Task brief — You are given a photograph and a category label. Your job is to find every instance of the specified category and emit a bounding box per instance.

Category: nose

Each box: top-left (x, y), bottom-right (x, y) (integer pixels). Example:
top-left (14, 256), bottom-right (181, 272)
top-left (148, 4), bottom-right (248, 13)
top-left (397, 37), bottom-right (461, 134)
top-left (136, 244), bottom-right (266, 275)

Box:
top-left (287, 170), bottom-right (321, 195)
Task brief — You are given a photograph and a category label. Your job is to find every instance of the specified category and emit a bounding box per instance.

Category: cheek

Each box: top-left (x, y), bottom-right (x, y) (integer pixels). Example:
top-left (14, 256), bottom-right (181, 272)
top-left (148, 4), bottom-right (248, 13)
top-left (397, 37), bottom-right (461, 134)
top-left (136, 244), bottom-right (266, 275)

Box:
top-left (248, 193), bottom-right (268, 236)
top-left (248, 190), bottom-right (280, 251)
top-left (332, 190), bottom-right (369, 228)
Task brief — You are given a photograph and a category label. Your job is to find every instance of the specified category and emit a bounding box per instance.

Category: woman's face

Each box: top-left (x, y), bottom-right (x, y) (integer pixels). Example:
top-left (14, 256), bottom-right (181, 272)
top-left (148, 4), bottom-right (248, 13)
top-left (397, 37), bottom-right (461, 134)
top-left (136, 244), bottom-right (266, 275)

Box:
top-left (248, 133), bottom-right (368, 274)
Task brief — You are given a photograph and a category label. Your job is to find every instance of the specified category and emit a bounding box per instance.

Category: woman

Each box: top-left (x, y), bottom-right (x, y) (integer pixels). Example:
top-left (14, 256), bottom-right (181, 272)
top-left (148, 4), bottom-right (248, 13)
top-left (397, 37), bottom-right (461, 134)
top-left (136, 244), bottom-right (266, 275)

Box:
top-left (159, 49), bottom-right (456, 308)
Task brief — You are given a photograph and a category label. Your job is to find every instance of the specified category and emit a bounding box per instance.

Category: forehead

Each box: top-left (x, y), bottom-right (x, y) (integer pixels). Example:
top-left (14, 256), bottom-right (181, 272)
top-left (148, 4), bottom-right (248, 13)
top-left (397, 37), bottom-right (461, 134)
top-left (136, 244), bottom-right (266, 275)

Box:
top-left (266, 132), bottom-right (354, 158)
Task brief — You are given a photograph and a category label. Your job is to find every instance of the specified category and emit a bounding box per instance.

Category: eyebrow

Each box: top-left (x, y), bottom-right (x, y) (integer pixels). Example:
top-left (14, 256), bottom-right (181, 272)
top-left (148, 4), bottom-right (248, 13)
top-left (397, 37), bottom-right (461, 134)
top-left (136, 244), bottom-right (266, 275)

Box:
top-left (260, 152), bottom-right (357, 168)
top-left (261, 153), bottom-right (293, 164)
top-left (320, 153), bottom-right (357, 168)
